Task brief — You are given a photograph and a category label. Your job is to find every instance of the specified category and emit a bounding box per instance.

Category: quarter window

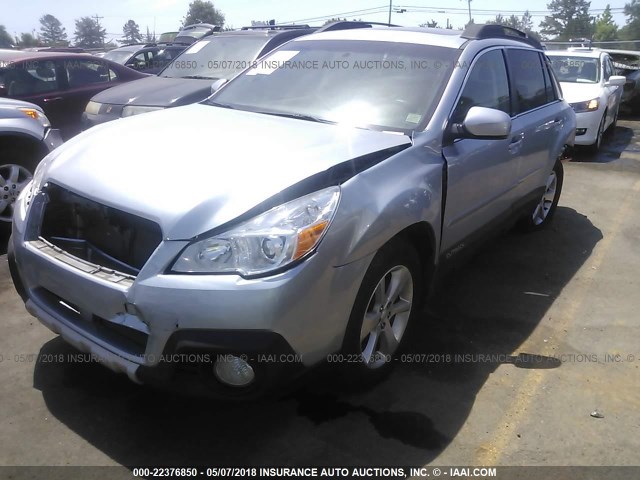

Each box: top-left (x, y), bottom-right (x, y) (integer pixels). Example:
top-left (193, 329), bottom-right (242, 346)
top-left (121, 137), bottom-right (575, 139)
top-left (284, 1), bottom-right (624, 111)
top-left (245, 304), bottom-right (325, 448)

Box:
top-left (506, 49), bottom-right (548, 114)
top-left (452, 49), bottom-right (511, 123)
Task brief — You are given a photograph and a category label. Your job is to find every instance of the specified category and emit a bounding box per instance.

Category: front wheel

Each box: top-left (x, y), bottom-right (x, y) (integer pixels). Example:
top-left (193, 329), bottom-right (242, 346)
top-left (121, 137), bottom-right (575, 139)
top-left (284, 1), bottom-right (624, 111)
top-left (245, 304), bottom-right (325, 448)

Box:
top-left (0, 145), bottom-right (39, 231)
top-left (590, 112), bottom-right (607, 153)
top-left (518, 160), bottom-right (564, 232)
top-left (341, 239), bottom-right (422, 383)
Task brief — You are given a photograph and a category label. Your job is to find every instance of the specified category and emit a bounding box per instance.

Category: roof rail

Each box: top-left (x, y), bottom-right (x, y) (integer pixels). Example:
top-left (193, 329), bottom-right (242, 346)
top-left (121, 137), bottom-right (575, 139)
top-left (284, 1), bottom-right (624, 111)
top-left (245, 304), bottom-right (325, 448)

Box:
top-left (240, 24), bottom-right (311, 30)
top-left (317, 20), bottom-right (400, 32)
top-left (462, 23), bottom-right (543, 50)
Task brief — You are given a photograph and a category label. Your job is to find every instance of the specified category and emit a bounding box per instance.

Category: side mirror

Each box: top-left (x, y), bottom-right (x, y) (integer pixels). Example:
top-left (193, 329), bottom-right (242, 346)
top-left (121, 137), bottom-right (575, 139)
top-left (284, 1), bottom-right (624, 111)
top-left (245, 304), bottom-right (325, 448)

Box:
top-left (210, 78), bottom-right (228, 94)
top-left (606, 75), bottom-right (627, 87)
top-left (450, 106), bottom-right (512, 141)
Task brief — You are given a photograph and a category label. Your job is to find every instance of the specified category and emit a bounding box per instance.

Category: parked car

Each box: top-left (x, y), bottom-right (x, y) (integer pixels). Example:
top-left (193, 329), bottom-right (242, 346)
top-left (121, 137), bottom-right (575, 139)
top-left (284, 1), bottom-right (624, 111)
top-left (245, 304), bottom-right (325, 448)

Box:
top-left (82, 26), bottom-right (319, 128)
top-left (9, 24), bottom-right (575, 397)
top-left (0, 97), bottom-right (63, 231)
top-left (604, 49), bottom-right (640, 109)
top-left (0, 50), bottom-right (147, 139)
top-left (103, 43), bottom-right (188, 74)
top-left (547, 49), bottom-right (626, 151)
top-left (174, 23), bottom-right (221, 45)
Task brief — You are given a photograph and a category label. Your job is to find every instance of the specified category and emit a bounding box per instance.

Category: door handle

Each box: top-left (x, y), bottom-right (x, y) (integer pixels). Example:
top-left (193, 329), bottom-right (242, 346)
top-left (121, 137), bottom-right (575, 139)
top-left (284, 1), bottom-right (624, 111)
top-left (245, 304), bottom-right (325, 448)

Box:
top-left (508, 132), bottom-right (525, 154)
top-left (43, 96), bottom-right (63, 102)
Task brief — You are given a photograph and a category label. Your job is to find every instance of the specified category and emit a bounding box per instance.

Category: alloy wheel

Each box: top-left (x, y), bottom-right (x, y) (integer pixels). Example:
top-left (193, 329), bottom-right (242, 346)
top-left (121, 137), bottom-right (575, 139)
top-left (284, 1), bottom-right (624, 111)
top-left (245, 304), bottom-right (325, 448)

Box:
top-left (359, 265), bottom-right (413, 369)
top-left (532, 171), bottom-right (558, 226)
top-left (0, 164), bottom-right (33, 223)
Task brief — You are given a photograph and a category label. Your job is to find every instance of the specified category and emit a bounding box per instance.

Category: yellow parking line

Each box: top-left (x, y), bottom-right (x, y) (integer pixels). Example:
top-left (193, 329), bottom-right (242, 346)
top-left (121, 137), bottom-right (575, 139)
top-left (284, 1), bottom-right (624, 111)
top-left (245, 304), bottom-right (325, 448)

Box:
top-left (475, 177), bottom-right (640, 466)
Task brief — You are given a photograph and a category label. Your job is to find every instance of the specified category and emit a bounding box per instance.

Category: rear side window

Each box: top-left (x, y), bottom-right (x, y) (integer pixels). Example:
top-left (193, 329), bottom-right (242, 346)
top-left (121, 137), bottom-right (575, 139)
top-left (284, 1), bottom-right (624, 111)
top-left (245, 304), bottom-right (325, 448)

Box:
top-left (506, 49), bottom-right (548, 114)
top-left (452, 49), bottom-right (511, 123)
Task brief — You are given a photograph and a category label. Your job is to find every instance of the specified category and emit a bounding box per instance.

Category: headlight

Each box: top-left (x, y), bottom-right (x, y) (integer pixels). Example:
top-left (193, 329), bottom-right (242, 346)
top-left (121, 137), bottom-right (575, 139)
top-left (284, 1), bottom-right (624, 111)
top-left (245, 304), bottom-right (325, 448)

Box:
top-left (172, 186), bottom-right (341, 276)
top-left (18, 107), bottom-right (51, 128)
top-left (85, 101), bottom-right (102, 115)
top-left (570, 98), bottom-right (599, 113)
top-left (122, 105), bottom-right (164, 117)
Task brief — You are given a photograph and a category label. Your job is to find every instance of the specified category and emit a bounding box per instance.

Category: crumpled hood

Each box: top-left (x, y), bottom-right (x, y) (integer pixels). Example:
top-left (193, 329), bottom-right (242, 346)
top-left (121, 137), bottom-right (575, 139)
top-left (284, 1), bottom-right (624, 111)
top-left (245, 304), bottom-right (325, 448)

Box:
top-left (45, 104), bottom-right (411, 239)
top-left (91, 75), bottom-right (214, 107)
top-left (559, 82), bottom-right (602, 104)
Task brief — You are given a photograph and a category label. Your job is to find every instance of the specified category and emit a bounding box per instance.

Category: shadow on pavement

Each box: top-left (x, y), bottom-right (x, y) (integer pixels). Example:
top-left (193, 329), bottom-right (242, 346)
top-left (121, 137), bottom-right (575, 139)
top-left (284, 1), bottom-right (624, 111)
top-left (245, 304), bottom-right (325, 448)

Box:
top-left (32, 206), bottom-right (602, 466)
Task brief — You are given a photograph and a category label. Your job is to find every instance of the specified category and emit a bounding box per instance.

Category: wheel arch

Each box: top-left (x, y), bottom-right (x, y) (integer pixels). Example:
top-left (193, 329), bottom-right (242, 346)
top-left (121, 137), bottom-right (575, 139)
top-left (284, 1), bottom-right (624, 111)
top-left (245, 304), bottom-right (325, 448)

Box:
top-left (0, 133), bottom-right (48, 163)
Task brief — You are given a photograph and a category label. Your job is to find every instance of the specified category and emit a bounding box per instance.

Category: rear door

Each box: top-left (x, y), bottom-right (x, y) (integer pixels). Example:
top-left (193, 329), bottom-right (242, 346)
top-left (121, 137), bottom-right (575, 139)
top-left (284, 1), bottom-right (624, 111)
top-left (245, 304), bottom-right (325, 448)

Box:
top-left (441, 48), bottom-right (520, 254)
top-left (4, 59), bottom-right (67, 128)
top-left (505, 48), bottom-right (566, 201)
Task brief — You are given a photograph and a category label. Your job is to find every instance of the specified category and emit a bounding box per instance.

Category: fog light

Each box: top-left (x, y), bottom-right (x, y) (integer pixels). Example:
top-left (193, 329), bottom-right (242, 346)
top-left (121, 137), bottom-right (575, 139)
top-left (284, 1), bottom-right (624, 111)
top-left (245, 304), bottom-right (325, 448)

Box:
top-left (576, 128), bottom-right (587, 136)
top-left (214, 355), bottom-right (255, 387)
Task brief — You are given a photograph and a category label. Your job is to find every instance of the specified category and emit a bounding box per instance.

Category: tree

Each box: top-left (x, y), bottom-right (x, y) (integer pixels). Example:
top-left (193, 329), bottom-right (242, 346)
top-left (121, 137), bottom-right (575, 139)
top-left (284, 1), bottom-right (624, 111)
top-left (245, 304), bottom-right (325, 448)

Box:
top-left (0, 25), bottom-right (14, 48)
top-left (144, 26), bottom-right (155, 43)
top-left (182, 0), bottom-right (225, 27)
top-left (74, 16), bottom-right (106, 48)
top-left (17, 32), bottom-right (39, 47)
top-left (420, 20), bottom-right (440, 28)
top-left (488, 10), bottom-right (540, 39)
top-left (593, 5), bottom-right (619, 41)
top-left (539, 0), bottom-right (594, 41)
top-left (620, 0), bottom-right (640, 41)
top-left (39, 14), bottom-right (68, 46)
top-left (122, 19), bottom-right (142, 44)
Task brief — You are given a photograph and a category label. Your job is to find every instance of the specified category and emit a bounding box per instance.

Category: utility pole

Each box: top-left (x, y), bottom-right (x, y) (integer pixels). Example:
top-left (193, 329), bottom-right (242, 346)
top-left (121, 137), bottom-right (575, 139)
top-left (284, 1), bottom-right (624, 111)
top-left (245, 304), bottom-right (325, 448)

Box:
top-left (388, 0), bottom-right (392, 26)
top-left (93, 14), bottom-right (104, 47)
top-left (467, 0), bottom-right (472, 24)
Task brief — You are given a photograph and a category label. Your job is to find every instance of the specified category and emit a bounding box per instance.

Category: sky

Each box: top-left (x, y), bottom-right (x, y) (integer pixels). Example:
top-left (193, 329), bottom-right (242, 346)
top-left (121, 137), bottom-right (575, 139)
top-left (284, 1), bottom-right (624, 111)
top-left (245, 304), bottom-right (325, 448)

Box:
top-left (1, 0), bottom-right (630, 43)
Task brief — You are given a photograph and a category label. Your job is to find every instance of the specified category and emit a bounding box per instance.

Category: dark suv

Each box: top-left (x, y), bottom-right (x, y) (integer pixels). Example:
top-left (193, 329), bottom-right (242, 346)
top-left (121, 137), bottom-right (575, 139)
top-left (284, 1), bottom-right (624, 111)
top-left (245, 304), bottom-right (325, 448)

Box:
top-left (103, 43), bottom-right (188, 74)
top-left (82, 26), bottom-right (319, 127)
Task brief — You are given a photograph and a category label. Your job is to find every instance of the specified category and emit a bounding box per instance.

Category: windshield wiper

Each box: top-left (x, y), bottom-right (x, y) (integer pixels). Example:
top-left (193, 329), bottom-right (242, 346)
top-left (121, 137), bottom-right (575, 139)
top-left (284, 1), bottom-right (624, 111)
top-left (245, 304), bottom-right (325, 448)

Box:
top-left (257, 111), bottom-right (335, 124)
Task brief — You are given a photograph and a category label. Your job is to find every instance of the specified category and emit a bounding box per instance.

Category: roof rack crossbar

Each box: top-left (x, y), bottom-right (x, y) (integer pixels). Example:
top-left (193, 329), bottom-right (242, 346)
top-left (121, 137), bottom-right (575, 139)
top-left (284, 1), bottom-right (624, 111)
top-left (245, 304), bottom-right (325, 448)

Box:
top-left (240, 24), bottom-right (311, 30)
top-left (461, 23), bottom-right (543, 50)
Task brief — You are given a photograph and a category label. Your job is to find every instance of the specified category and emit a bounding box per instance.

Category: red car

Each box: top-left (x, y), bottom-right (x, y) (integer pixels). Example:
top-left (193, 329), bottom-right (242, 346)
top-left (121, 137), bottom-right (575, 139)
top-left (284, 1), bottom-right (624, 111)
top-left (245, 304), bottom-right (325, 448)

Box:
top-left (0, 50), bottom-right (147, 139)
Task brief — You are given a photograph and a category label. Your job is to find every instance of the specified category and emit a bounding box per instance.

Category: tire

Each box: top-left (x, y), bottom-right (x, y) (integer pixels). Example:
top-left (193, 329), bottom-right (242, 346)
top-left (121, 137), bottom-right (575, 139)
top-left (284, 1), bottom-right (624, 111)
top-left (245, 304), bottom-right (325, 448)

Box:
top-left (606, 106), bottom-right (619, 135)
top-left (518, 160), bottom-right (564, 233)
top-left (340, 238), bottom-right (422, 385)
top-left (589, 112), bottom-right (606, 153)
top-left (0, 145), bottom-right (39, 232)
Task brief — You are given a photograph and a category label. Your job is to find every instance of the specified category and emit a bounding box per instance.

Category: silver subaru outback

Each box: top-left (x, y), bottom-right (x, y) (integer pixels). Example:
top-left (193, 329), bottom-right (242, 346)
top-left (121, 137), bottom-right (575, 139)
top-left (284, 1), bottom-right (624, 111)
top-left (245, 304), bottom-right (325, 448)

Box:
top-left (9, 23), bottom-right (575, 396)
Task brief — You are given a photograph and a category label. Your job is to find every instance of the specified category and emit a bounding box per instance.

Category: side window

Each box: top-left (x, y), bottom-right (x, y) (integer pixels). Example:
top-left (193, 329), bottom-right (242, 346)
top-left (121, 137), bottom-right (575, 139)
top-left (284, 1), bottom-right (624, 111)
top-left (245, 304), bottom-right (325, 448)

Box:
top-left (452, 49), bottom-right (511, 123)
top-left (603, 57), bottom-right (613, 81)
top-left (541, 55), bottom-right (557, 103)
top-left (65, 59), bottom-right (111, 88)
top-left (108, 68), bottom-right (119, 82)
top-left (5, 60), bottom-right (59, 96)
top-left (506, 49), bottom-right (548, 114)
top-left (127, 52), bottom-right (149, 70)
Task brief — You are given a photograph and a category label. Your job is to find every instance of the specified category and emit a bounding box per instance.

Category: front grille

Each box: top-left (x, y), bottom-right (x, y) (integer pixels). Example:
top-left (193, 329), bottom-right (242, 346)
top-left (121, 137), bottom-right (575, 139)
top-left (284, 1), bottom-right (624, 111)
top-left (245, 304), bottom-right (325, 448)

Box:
top-left (40, 183), bottom-right (162, 276)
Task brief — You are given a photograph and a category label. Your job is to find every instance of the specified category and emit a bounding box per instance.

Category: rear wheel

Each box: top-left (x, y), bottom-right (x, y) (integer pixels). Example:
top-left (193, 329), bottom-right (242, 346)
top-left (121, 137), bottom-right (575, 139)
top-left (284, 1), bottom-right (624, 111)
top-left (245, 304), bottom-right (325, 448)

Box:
top-left (518, 160), bottom-right (564, 232)
top-left (341, 239), bottom-right (422, 384)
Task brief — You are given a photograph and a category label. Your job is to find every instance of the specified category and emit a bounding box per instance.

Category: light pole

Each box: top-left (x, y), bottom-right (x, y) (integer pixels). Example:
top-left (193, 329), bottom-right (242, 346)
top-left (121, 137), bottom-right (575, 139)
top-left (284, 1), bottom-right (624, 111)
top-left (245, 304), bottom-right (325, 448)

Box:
top-left (467, 0), bottom-right (472, 23)
top-left (388, 0), bottom-right (392, 26)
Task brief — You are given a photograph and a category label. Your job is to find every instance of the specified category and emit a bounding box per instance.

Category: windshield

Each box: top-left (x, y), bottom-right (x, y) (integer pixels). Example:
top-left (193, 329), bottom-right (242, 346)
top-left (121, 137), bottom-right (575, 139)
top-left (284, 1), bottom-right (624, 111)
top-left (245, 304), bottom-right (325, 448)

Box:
top-left (103, 50), bottom-right (134, 64)
top-left (548, 55), bottom-right (600, 84)
top-left (209, 40), bottom-right (459, 133)
top-left (160, 36), bottom-right (267, 79)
